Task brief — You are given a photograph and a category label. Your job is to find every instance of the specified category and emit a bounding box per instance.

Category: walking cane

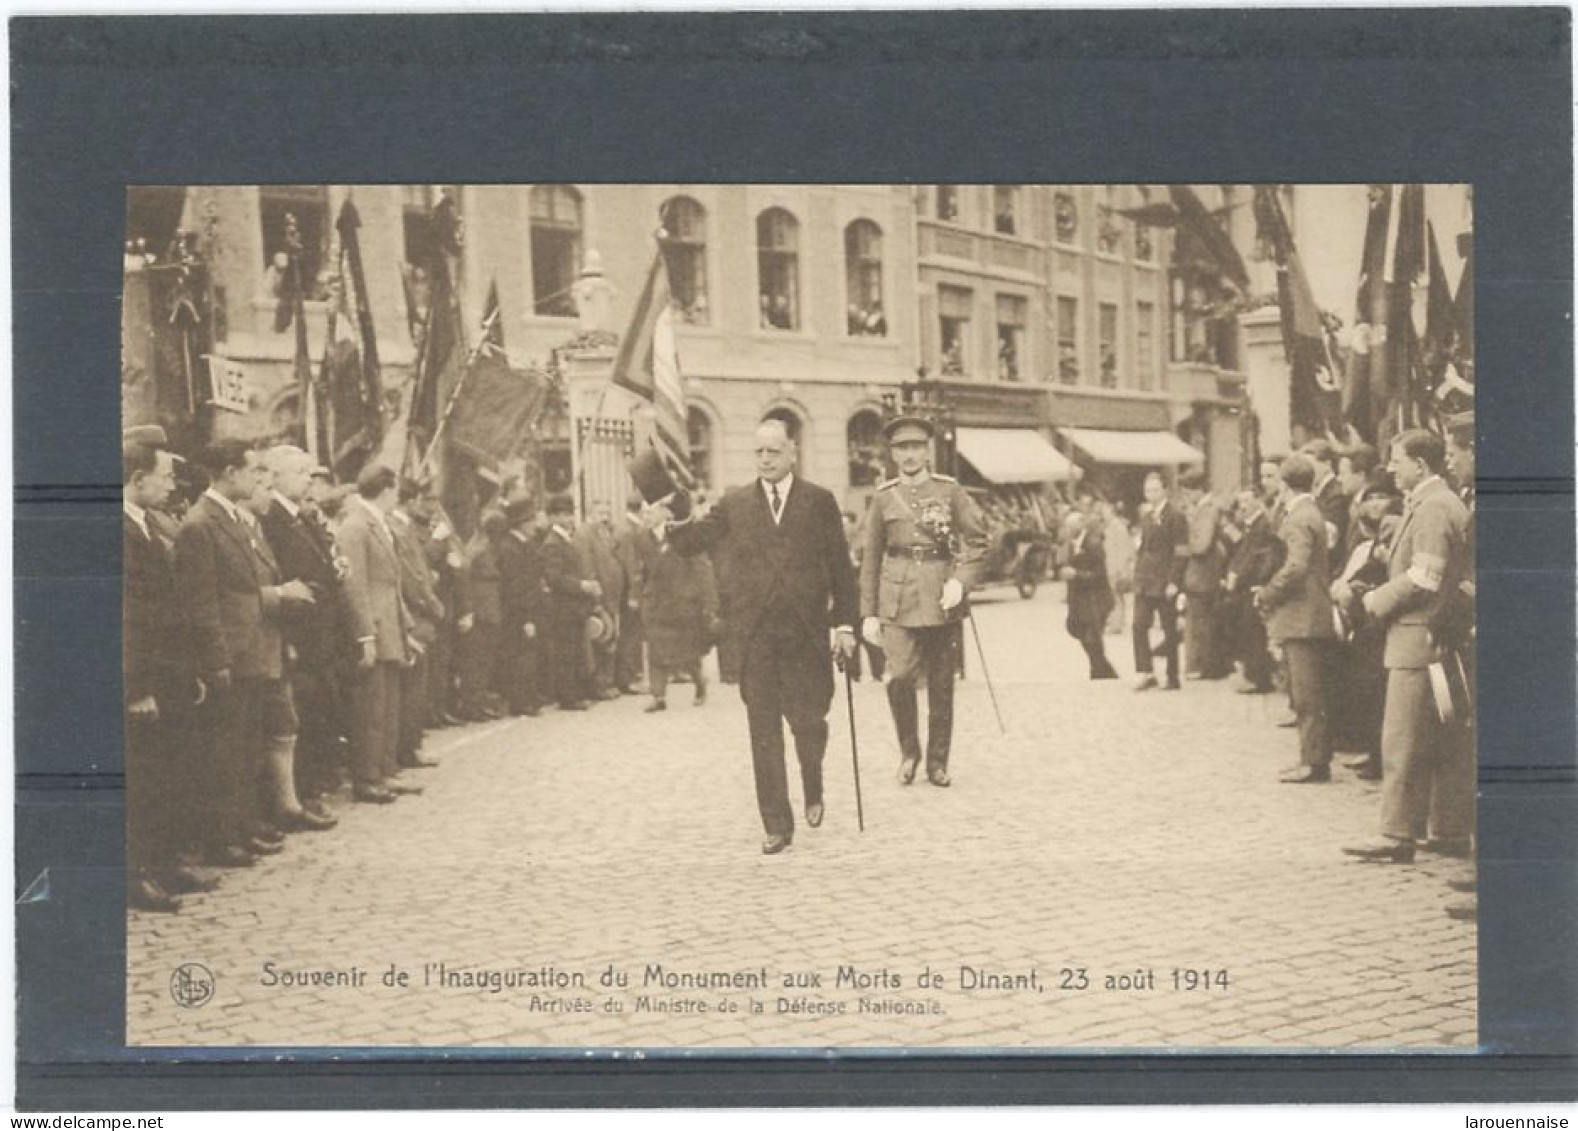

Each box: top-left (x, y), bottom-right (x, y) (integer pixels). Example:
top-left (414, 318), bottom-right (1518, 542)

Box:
top-left (839, 655), bottom-right (866, 832)
top-left (967, 614), bottom-right (1006, 735)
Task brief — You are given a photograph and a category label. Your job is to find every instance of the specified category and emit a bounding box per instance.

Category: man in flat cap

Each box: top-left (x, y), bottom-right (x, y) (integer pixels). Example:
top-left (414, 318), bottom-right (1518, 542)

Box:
top-left (860, 414), bottom-right (987, 787)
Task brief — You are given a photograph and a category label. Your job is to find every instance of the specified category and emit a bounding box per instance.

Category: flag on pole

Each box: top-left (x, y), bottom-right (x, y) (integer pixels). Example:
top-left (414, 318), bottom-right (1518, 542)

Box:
top-left (1168, 185), bottom-right (1250, 294)
top-left (406, 192), bottom-right (465, 463)
top-left (1253, 186), bottom-right (1342, 437)
top-left (446, 281), bottom-right (549, 471)
top-left (611, 238), bottom-right (695, 490)
top-left (326, 197), bottom-right (385, 480)
top-left (1348, 184), bottom-right (1427, 442)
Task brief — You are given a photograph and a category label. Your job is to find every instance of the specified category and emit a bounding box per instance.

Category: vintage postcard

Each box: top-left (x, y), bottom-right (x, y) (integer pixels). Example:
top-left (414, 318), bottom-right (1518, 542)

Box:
top-left (122, 182), bottom-right (1477, 1049)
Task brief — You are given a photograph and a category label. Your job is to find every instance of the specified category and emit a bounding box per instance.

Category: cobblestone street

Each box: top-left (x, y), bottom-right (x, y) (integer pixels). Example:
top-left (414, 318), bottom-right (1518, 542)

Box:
top-left (127, 584), bottom-right (1477, 1050)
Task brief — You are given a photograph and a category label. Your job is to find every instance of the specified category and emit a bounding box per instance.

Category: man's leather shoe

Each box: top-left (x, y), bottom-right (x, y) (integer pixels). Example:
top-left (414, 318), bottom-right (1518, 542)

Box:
top-left (1274, 711), bottom-right (1299, 728)
top-left (1163, 679), bottom-right (1181, 691)
top-left (354, 785), bottom-right (397, 804)
top-left (1447, 877), bottom-right (1478, 894)
top-left (1426, 838), bottom-right (1472, 859)
top-left (386, 779), bottom-right (424, 796)
top-left (761, 835), bottom-right (792, 856)
top-left (304, 798), bottom-right (336, 821)
top-left (597, 688), bottom-right (622, 701)
top-left (247, 836), bottom-right (286, 856)
top-left (806, 801), bottom-right (824, 829)
top-left (644, 699), bottom-right (667, 713)
top-left (161, 866), bottom-right (221, 894)
top-left (205, 844), bottom-right (257, 868)
top-left (251, 825), bottom-right (285, 845)
top-left (927, 768), bottom-right (952, 788)
top-left (1445, 900), bottom-right (1476, 921)
top-left (560, 701), bottom-right (590, 712)
top-left (897, 757), bottom-right (919, 785)
top-left (129, 872), bottom-right (181, 913)
top-left (1279, 764), bottom-right (1331, 784)
top-left (278, 808), bottom-right (338, 832)
top-left (1342, 837), bottom-right (1416, 863)
top-left (402, 755), bottom-right (441, 769)
top-left (1132, 674), bottom-right (1159, 692)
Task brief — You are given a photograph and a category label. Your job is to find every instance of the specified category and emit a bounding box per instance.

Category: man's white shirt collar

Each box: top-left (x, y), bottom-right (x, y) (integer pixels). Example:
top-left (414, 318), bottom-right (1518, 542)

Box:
top-left (272, 490), bottom-right (300, 518)
top-left (761, 474), bottom-right (795, 523)
top-left (124, 501), bottom-right (149, 538)
top-left (203, 487), bottom-right (241, 522)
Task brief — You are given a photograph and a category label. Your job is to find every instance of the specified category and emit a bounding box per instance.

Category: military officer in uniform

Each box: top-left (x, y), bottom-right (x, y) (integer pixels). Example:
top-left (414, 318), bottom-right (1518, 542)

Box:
top-left (860, 415), bottom-right (987, 787)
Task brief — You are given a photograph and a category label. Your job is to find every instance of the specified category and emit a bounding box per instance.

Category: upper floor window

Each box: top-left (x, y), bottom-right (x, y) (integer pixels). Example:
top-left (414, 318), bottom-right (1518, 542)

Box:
top-left (125, 186), bottom-right (187, 265)
top-left (260, 185), bottom-right (331, 301)
top-left (1098, 301), bottom-right (1119, 388)
top-left (1133, 186), bottom-right (1156, 262)
top-left (1136, 301), bottom-right (1156, 389)
top-left (662, 196), bottom-right (709, 325)
top-left (847, 409), bottom-right (886, 488)
top-left (1096, 185), bottom-right (1124, 256)
top-left (529, 185), bottom-right (583, 318)
top-left (938, 285), bottom-right (973, 377)
top-left (935, 186), bottom-right (960, 222)
top-left (1056, 295), bottom-right (1080, 385)
top-left (996, 294), bottom-right (1027, 382)
top-left (757, 208), bottom-right (800, 331)
top-left (844, 220), bottom-right (886, 337)
top-left (1054, 191), bottom-right (1079, 244)
top-left (993, 186), bottom-right (1020, 236)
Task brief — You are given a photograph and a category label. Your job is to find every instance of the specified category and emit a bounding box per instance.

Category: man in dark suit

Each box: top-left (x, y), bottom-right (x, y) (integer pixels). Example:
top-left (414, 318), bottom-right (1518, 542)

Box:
top-left (1179, 470), bottom-right (1229, 680)
top-left (259, 445), bottom-right (343, 829)
top-left (1222, 488), bottom-right (1282, 693)
top-left (540, 493), bottom-right (600, 711)
top-left (1255, 454), bottom-right (1338, 783)
top-left (613, 497), bottom-right (658, 694)
top-left (175, 440), bottom-right (314, 866)
top-left (1059, 508), bottom-right (1118, 680)
top-left (665, 419), bottom-right (859, 855)
top-left (497, 496), bottom-right (548, 716)
top-left (1302, 438), bottom-right (1348, 556)
top-left (1131, 471), bottom-right (1188, 690)
top-left (337, 464), bottom-right (416, 803)
top-left (390, 481), bottom-right (446, 769)
top-left (576, 498), bottom-right (627, 701)
top-left (124, 439), bottom-right (214, 911)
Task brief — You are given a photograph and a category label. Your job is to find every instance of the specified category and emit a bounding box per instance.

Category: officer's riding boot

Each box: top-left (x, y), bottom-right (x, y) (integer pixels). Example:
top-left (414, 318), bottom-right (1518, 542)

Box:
top-left (887, 680), bottom-right (923, 784)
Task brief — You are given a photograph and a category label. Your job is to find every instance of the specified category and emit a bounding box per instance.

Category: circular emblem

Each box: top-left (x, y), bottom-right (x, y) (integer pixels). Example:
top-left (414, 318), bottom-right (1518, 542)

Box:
top-left (170, 962), bottom-right (215, 1009)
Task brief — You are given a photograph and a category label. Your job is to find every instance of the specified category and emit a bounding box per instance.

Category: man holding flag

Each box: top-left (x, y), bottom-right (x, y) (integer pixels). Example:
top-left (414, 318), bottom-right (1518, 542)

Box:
top-left (615, 225), bottom-right (859, 854)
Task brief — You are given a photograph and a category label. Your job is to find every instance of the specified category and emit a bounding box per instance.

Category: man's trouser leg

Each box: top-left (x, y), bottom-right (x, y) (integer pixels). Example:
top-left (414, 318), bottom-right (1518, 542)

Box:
top-left (1380, 667), bottom-right (1437, 842)
top-left (923, 624), bottom-right (959, 772)
top-left (882, 624), bottom-right (924, 764)
top-left (1132, 595), bottom-right (1157, 674)
top-left (741, 635), bottom-right (793, 839)
top-left (1283, 638), bottom-right (1332, 769)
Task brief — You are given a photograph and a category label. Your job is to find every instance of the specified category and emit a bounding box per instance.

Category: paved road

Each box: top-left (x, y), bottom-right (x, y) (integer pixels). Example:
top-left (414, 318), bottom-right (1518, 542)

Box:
top-left (128, 583), bottom-right (1476, 1050)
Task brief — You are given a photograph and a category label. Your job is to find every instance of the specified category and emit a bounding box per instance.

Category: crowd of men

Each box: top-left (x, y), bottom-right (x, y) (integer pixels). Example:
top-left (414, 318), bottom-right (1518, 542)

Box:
top-left (1056, 422), bottom-right (1478, 907)
top-left (123, 426), bottom-right (712, 913)
top-left (125, 410), bottom-right (1477, 899)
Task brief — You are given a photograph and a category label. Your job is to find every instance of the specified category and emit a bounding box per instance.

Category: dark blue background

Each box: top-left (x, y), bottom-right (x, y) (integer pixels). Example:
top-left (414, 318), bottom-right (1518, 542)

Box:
top-left (11, 10), bottom-right (1575, 1108)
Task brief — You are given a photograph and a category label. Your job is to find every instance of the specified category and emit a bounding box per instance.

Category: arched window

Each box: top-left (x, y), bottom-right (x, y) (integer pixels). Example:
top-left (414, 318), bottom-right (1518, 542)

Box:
top-left (756, 208), bottom-right (800, 331)
top-left (844, 220), bottom-right (886, 338)
top-left (1054, 191), bottom-right (1079, 245)
top-left (847, 410), bottom-right (886, 488)
top-left (529, 185), bottom-right (583, 317)
top-left (686, 406), bottom-right (715, 492)
top-left (662, 196), bottom-right (708, 325)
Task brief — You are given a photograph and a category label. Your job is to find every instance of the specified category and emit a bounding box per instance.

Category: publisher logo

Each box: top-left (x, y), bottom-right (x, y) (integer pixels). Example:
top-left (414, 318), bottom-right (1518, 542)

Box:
top-left (170, 962), bottom-right (215, 1008)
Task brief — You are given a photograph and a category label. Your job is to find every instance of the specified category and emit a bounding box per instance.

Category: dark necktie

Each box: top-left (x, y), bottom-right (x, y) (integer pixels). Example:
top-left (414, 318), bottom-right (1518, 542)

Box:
top-left (769, 482), bottom-right (782, 523)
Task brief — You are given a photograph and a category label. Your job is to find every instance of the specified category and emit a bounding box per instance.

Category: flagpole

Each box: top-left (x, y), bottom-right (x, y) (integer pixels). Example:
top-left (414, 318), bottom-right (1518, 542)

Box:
top-left (412, 303), bottom-right (503, 484)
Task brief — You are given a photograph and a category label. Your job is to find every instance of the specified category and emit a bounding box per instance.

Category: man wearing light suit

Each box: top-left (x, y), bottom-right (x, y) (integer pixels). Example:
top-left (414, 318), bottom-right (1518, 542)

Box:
top-left (1255, 454), bottom-right (1337, 784)
top-left (1343, 430), bottom-right (1473, 863)
top-left (665, 419), bottom-right (859, 855)
top-left (337, 464), bottom-right (416, 804)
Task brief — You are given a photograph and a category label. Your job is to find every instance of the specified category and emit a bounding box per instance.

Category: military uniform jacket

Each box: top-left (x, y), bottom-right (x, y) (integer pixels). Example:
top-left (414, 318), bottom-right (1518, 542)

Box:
top-left (498, 531), bottom-right (547, 634)
top-left (175, 494), bottom-right (286, 681)
top-left (1259, 495), bottom-right (1336, 642)
top-left (859, 472), bottom-right (987, 627)
top-left (1366, 476), bottom-right (1471, 670)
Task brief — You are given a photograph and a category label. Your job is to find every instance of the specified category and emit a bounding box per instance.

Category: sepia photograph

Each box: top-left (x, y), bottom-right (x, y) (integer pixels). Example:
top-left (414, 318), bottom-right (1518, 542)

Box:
top-left (120, 181), bottom-right (1478, 1050)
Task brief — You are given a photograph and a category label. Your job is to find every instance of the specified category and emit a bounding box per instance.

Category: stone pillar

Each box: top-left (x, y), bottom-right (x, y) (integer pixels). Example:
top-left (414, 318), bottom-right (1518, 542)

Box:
top-left (573, 249), bottom-right (617, 334)
top-left (1239, 305), bottom-right (1292, 458)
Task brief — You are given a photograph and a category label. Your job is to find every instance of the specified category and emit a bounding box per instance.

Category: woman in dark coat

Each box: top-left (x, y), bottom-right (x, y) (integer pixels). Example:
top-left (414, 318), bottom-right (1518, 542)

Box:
top-left (642, 532), bottom-right (720, 711)
top-left (1059, 509), bottom-right (1119, 680)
